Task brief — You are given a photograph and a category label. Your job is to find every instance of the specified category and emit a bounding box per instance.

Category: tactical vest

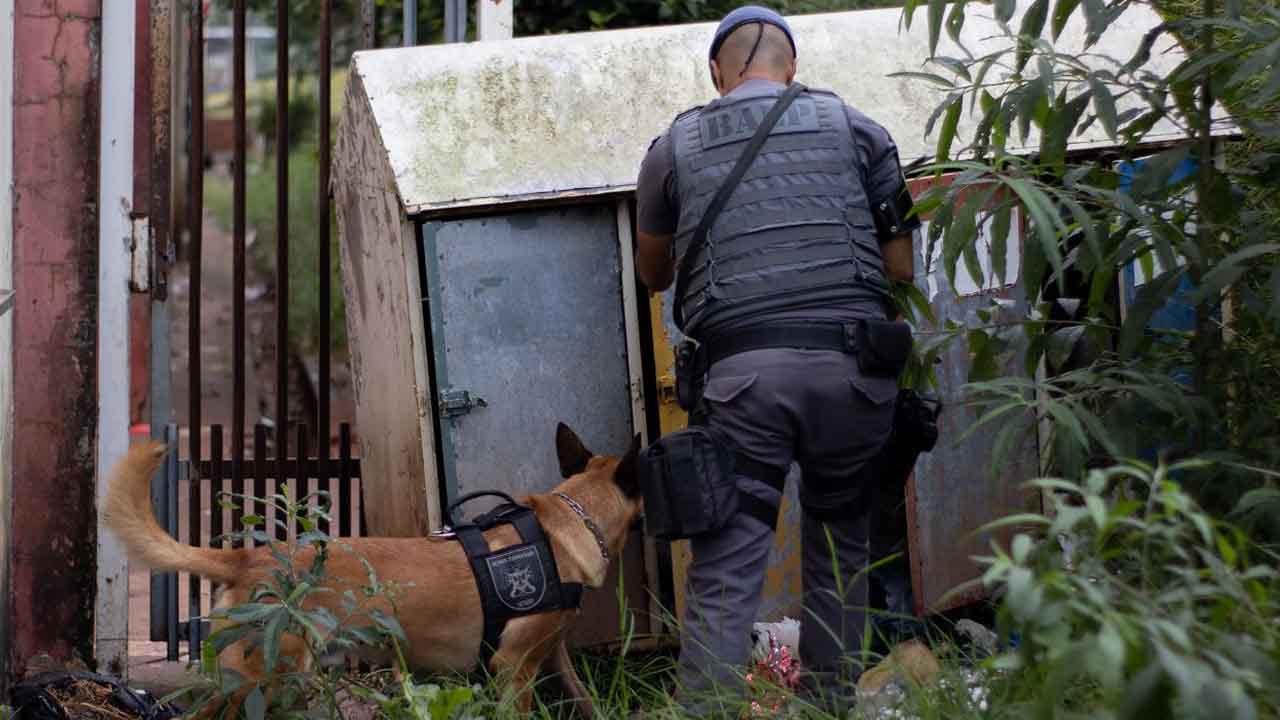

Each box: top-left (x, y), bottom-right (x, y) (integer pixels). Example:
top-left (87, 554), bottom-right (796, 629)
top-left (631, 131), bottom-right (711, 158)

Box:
top-left (670, 84), bottom-right (889, 335)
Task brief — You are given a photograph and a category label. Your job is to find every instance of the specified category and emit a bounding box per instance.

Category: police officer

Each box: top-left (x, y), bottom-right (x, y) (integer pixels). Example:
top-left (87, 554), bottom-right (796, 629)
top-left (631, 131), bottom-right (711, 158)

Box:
top-left (634, 5), bottom-right (920, 713)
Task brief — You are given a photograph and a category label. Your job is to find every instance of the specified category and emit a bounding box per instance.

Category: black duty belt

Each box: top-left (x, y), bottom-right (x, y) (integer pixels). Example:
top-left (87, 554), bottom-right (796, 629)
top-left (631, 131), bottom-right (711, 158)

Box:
top-left (699, 322), bottom-right (858, 367)
top-left (431, 491), bottom-right (589, 670)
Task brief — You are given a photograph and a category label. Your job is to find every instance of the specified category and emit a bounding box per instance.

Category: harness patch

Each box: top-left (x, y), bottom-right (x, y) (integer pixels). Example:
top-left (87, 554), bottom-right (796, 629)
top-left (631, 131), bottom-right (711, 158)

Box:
top-left (445, 490), bottom-right (587, 669)
top-left (485, 544), bottom-right (548, 612)
top-left (701, 96), bottom-right (819, 150)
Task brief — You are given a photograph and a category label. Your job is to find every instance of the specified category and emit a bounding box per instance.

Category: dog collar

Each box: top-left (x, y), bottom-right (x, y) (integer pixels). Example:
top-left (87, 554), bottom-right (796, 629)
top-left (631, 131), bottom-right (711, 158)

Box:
top-left (554, 492), bottom-right (610, 563)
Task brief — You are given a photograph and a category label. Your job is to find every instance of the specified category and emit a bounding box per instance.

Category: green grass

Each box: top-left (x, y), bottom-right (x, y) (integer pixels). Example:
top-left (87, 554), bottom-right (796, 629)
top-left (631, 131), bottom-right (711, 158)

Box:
top-left (203, 139), bottom-right (348, 357)
top-left (206, 68), bottom-right (348, 122)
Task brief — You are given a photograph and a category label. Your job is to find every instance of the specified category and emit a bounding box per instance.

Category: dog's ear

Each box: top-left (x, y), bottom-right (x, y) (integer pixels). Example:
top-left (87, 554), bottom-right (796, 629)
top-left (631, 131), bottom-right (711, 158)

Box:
top-left (612, 434), bottom-right (643, 498)
top-left (556, 422), bottom-right (594, 478)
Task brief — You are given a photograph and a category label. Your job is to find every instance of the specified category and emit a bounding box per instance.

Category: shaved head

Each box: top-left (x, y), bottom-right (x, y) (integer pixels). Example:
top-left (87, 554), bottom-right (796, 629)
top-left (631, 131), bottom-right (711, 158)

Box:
top-left (710, 22), bottom-right (797, 95)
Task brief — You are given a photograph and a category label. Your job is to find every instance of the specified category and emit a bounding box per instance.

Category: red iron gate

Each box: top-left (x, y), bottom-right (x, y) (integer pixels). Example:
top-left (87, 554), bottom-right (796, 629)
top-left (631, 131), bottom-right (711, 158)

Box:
top-left (142, 0), bottom-right (367, 661)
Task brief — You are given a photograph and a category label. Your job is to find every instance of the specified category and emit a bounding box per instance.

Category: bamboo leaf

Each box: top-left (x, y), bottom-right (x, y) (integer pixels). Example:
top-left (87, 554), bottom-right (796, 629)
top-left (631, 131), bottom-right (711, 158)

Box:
top-left (1021, 0), bottom-right (1050, 40)
top-left (1046, 325), bottom-right (1086, 370)
top-left (947, 0), bottom-right (968, 46)
top-left (925, 91), bottom-right (962, 142)
top-left (888, 70), bottom-right (957, 88)
top-left (1119, 268), bottom-right (1186, 357)
top-left (1017, 83), bottom-right (1044, 144)
top-left (902, 280), bottom-right (938, 326)
top-left (944, 191), bottom-right (981, 288)
top-left (1089, 76), bottom-right (1118, 140)
top-left (931, 56), bottom-right (972, 82)
top-left (1072, 402), bottom-right (1121, 457)
top-left (1052, 0), bottom-right (1081, 41)
top-left (962, 210), bottom-right (987, 290)
top-left (1038, 55), bottom-right (1056, 110)
top-left (971, 54), bottom-right (1001, 108)
top-left (1006, 178), bottom-right (1066, 290)
top-left (1081, 0), bottom-right (1107, 46)
top-left (937, 95), bottom-right (964, 162)
top-left (995, 0), bottom-right (1016, 24)
top-left (904, 0), bottom-right (924, 30)
top-left (976, 513), bottom-right (1052, 535)
top-left (988, 202), bottom-right (1008, 285)
top-left (1047, 403), bottom-right (1090, 454)
top-left (1122, 26), bottom-right (1164, 75)
top-left (1189, 244), bottom-right (1280, 304)
top-left (929, 0), bottom-right (948, 56)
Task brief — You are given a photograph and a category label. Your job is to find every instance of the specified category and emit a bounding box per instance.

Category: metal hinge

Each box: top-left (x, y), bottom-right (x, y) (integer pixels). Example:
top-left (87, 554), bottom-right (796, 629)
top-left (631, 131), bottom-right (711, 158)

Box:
top-left (439, 388), bottom-right (487, 419)
top-left (657, 374), bottom-right (678, 406)
top-left (129, 214), bottom-right (151, 293)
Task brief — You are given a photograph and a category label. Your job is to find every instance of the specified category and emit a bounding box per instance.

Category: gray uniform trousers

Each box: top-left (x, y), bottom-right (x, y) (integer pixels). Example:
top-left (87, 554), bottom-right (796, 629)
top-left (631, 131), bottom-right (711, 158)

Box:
top-left (674, 347), bottom-right (898, 715)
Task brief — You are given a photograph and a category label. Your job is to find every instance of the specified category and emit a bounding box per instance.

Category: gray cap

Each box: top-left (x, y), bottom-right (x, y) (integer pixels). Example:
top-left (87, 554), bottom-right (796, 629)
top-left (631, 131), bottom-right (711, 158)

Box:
top-left (709, 5), bottom-right (797, 61)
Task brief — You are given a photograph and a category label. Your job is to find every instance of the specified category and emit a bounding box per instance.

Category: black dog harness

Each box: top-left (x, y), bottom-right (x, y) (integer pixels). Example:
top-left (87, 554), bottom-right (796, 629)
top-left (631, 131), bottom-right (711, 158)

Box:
top-left (431, 490), bottom-right (608, 669)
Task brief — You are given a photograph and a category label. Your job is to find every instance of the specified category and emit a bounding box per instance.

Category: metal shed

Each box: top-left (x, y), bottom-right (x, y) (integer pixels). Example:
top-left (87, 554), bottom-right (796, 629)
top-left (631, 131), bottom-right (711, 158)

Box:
top-left (332, 4), bottom-right (1218, 641)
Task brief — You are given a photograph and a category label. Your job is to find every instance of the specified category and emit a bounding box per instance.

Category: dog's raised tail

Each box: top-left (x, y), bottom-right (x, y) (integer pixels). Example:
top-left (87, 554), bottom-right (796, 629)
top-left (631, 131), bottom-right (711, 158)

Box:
top-left (103, 443), bottom-right (241, 584)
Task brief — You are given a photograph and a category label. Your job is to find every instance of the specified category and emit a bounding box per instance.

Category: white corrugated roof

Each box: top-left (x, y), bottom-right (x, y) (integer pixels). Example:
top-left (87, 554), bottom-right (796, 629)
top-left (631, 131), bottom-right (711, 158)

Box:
top-left (347, 4), bottom-right (1230, 214)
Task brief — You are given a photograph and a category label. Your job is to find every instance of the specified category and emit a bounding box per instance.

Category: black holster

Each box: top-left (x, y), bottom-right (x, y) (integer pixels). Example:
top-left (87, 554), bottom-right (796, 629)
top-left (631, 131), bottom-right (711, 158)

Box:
top-left (867, 389), bottom-right (942, 553)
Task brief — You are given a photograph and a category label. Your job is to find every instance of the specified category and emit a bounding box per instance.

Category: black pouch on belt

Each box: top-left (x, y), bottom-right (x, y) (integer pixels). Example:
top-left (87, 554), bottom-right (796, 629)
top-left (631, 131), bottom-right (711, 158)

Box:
top-left (637, 425), bottom-right (737, 540)
top-left (855, 319), bottom-right (914, 377)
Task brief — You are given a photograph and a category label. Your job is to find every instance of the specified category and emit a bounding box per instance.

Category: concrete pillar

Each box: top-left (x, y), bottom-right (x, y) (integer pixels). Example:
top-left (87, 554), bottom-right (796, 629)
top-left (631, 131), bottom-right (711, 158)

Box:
top-left (476, 0), bottom-right (513, 41)
top-left (0, 0), bottom-right (15, 699)
top-left (7, 0), bottom-right (102, 682)
top-left (96, 0), bottom-right (136, 678)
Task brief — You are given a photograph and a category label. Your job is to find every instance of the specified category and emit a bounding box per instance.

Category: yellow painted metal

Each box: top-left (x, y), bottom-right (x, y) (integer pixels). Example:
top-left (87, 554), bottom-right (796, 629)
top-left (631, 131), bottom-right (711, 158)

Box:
top-left (647, 293), bottom-right (804, 626)
top-left (648, 292), bottom-right (693, 622)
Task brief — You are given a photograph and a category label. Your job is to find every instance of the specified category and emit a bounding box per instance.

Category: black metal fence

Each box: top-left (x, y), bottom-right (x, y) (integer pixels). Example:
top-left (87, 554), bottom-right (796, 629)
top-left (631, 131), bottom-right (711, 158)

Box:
top-left (148, 0), bottom-right (366, 661)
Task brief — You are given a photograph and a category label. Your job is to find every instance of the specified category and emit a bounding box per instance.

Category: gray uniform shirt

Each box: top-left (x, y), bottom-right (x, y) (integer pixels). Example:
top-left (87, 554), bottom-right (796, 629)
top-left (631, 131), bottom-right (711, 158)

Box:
top-left (637, 79), bottom-right (911, 328)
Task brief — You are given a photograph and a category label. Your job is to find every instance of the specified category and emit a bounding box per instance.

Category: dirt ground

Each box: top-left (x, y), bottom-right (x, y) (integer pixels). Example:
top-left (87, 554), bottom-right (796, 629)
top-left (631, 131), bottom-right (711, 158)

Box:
top-left (126, 211), bottom-right (360, 693)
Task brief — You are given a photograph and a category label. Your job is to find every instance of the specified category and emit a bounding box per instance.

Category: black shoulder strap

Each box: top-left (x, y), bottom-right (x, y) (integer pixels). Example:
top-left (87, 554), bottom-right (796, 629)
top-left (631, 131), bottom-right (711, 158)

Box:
top-left (673, 82), bottom-right (808, 331)
top-left (455, 525), bottom-right (506, 671)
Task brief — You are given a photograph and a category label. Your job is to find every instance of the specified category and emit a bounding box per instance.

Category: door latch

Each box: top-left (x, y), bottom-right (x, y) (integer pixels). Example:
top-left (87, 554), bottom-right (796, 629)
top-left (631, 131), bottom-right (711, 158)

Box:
top-left (439, 388), bottom-right (487, 418)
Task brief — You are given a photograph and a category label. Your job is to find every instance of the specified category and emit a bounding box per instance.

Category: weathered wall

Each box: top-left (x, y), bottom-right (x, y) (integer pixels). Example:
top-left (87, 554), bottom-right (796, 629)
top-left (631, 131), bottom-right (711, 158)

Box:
top-left (6, 0), bottom-right (101, 680)
top-left (0, 0), bottom-right (16, 699)
top-left (333, 69), bottom-right (440, 537)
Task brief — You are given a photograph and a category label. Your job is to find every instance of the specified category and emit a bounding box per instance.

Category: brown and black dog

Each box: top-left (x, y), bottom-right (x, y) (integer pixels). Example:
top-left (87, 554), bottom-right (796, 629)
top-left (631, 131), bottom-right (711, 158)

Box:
top-left (103, 423), bottom-right (643, 717)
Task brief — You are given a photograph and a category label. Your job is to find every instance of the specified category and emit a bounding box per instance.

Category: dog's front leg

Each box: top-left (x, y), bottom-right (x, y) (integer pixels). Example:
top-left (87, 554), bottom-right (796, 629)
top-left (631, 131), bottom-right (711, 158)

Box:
top-left (491, 650), bottom-right (542, 715)
top-left (547, 637), bottom-right (595, 718)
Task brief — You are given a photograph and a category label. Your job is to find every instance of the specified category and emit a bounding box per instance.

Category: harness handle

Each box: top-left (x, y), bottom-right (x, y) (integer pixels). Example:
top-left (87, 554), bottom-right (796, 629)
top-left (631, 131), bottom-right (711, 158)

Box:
top-left (446, 490), bottom-right (521, 527)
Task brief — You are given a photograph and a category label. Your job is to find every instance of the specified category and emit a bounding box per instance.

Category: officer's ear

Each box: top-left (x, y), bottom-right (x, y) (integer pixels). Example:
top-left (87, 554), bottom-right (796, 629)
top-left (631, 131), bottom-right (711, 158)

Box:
top-left (555, 422), bottom-right (594, 478)
top-left (612, 434), bottom-right (643, 499)
top-left (709, 59), bottom-right (724, 94)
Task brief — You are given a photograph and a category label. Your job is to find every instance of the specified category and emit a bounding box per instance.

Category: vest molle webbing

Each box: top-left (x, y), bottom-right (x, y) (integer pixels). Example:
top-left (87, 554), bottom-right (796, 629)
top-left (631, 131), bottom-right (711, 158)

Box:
top-left (670, 85), bottom-right (889, 335)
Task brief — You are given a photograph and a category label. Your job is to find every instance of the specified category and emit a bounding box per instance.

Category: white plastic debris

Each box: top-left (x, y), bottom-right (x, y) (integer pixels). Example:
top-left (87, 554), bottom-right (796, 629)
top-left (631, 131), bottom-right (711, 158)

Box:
top-left (752, 617), bottom-right (800, 660)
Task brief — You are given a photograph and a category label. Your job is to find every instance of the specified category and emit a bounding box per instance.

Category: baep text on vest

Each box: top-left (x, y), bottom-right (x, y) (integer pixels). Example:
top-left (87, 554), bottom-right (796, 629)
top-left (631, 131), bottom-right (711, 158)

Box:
top-left (701, 96), bottom-right (820, 150)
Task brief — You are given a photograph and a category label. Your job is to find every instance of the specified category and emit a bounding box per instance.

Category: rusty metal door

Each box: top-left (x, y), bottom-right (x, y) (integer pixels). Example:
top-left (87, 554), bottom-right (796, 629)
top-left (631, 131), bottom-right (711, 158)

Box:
top-left (419, 203), bottom-right (650, 646)
top-left (907, 176), bottom-right (1041, 614)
